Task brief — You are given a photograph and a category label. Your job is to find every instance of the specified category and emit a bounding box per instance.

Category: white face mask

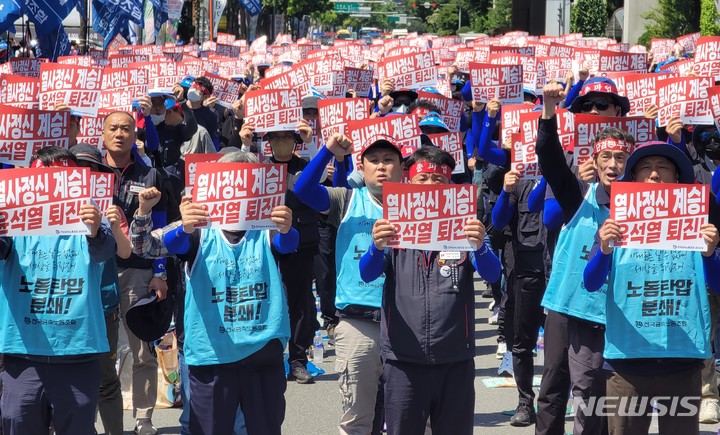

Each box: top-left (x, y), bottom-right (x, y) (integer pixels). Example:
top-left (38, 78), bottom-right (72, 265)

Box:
top-left (150, 114), bottom-right (165, 125)
top-left (187, 89), bottom-right (203, 103)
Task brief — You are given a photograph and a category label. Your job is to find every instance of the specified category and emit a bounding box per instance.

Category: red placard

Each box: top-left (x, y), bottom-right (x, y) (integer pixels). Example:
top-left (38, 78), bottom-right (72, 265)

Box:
top-left (611, 183), bottom-right (708, 251)
top-left (0, 105), bottom-right (69, 167)
top-left (344, 67), bottom-right (374, 96)
top-left (597, 52), bottom-right (647, 75)
top-left (427, 132), bottom-right (465, 174)
top-left (517, 109), bottom-right (575, 153)
top-left (377, 52), bottom-right (438, 90)
top-left (216, 33), bottom-right (236, 45)
top-left (184, 153), bottom-right (222, 195)
top-left (657, 76), bottom-right (714, 127)
top-left (109, 54), bottom-right (149, 69)
top-left (129, 61), bottom-right (180, 95)
top-left (502, 104), bottom-right (536, 142)
top-left (469, 63), bottom-right (523, 104)
top-left (261, 68), bottom-right (311, 99)
top-left (0, 167), bottom-right (92, 236)
top-left (202, 73), bottom-right (242, 109)
top-left (573, 114), bottom-right (656, 166)
top-left (39, 63), bottom-right (103, 117)
top-left (347, 115), bottom-right (422, 166)
top-left (692, 36), bottom-right (720, 81)
top-left (612, 73), bottom-right (660, 118)
top-left (416, 91), bottom-right (464, 132)
top-left (77, 109), bottom-right (113, 153)
top-left (676, 32), bottom-right (701, 55)
top-left (511, 132), bottom-right (542, 180)
top-left (318, 98), bottom-right (371, 144)
top-left (382, 182), bottom-right (477, 251)
top-left (192, 162), bottom-right (287, 231)
top-left (708, 86), bottom-right (720, 131)
top-left (244, 88), bottom-right (302, 133)
top-left (298, 57), bottom-right (345, 94)
top-left (100, 67), bottom-right (149, 112)
top-left (90, 171), bottom-right (115, 213)
top-left (536, 56), bottom-right (573, 91)
top-left (0, 74), bottom-right (40, 109)
top-left (8, 58), bottom-right (46, 78)
top-left (651, 38), bottom-right (675, 63)
top-left (454, 47), bottom-right (490, 71)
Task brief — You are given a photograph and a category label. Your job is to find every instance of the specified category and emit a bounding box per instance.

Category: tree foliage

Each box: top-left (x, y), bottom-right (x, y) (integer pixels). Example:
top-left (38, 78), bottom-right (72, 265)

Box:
top-left (638, 0), bottom-right (701, 46)
top-left (476, 0), bottom-right (512, 34)
top-left (570, 0), bottom-right (609, 37)
top-left (700, 0), bottom-right (720, 35)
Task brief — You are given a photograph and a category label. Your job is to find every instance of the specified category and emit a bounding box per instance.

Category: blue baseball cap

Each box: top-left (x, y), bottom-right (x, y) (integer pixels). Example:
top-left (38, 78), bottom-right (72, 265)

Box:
top-left (418, 87), bottom-right (441, 95)
top-left (419, 112), bottom-right (450, 132)
top-left (165, 98), bottom-right (180, 111)
top-left (569, 77), bottom-right (630, 115)
top-left (302, 87), bottom-right (326, 110)
top-left (0, 41), bottom-right (7, 50)
top-left (180, 76), bottom-right (194, 88)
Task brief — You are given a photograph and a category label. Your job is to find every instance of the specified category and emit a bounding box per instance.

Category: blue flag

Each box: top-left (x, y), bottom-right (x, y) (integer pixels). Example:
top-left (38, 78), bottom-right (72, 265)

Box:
top-left (237, 0), bottom-right (261, 17)
top-left (0, 0), bottom-right (23, 34)
top-left (25, 0), bottom-right (78, 30)
top-left (104, 0), bottom-right (143, 25)
top-left (35, 23), bottom-right (71, 61)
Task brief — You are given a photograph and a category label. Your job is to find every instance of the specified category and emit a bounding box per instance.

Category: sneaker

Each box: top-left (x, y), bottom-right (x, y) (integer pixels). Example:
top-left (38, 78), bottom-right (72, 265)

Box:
top-left (510, 403), bottom-right (537, 426)
top-left (481, 288), bottom-right (493, 298)
top-left (134, 418), bottom-right (158, 435)
top-left (288, 364), bottom-right (315, 384)
top-left (498, 351), bottom-right (514, 377)
top-left (496, 341), bottom-right (507, 359)
top-left (489, 306), bottom-right (500, 325)
top-left (489, 300), bottom-right (496, 311)
top-left (699, 398), bottom-right (720, 424)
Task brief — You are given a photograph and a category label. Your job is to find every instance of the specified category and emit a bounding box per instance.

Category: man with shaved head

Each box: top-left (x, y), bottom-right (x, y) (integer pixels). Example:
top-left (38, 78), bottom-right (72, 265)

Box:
top-left (103, 111), bottom-right (169, 435)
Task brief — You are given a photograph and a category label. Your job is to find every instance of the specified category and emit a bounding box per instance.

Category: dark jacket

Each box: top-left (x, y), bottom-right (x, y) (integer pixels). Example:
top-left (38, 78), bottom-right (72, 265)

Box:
top-left (381, 249), bottom-right (476, 365)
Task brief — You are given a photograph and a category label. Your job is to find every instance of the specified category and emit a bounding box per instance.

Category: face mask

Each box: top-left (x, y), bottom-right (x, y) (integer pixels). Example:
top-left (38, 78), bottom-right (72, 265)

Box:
top-left (151, 114), bottom-right (165, 125)
top-left (187, 89), bottom-right (203, 103)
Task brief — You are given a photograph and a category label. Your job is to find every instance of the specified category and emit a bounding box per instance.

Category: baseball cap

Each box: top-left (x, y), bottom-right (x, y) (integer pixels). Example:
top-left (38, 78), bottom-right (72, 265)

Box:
top-left (569, 77), bottom-right (631, 116)
top-left (302, 88), bottom-right (326, 110)
top-left (419, 112), bottom-right (450, 132)
top-left (621, 141), bottom-right (695, 184)
top-left (360, 134), bottom-right (405, 159)
top-left (125, 292), bottom-right (173, 343)
top-left (180, 76), bottom-right (195, 88)
top-left (70, 143), bottom-right (113, 172)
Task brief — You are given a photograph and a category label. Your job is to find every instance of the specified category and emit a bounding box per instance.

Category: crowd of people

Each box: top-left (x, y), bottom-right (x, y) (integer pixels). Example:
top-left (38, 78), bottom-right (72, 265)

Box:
top-left (0, 27), bottom-right (719, 435)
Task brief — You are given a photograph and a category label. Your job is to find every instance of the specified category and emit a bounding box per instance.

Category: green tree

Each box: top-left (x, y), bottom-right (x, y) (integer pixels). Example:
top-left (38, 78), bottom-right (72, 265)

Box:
top-left (637, 0), bottom-right (701, 46)
top-left (477, 0), bottom-right (512, 34)
top-left (570, 0), bottom-right (609, 36)
top-left (700, 0), bottom-right (720, 35)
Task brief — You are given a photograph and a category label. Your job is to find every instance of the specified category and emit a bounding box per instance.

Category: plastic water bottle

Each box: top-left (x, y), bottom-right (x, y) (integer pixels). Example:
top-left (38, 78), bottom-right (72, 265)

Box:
top-left (313, 331), bottom-right (324, 364)
top-left (315, 296), bottom-right (323, 325)
top-left (536, 327), bottom-right (545, 352)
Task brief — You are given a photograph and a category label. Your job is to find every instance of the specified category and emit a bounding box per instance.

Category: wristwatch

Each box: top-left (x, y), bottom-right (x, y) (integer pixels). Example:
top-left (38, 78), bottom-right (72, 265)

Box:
top-left (153, 272), bottom-right (168, 281)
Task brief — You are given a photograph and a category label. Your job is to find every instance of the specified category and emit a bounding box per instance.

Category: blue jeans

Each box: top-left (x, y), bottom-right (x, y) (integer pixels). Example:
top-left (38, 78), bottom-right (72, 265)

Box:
top-left (178, 352), bottom-right (247, 435)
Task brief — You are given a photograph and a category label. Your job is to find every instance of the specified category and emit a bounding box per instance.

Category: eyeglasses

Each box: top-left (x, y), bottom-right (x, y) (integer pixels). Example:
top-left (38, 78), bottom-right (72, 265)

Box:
top-left (581, 99), bottom-right (612, 113)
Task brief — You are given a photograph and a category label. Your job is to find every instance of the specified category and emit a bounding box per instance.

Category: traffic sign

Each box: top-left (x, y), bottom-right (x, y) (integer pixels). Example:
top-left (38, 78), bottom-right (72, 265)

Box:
top-left (334, 2), bottom-right (360, 13)
top-left (387, 16), bottom-right (400, 23)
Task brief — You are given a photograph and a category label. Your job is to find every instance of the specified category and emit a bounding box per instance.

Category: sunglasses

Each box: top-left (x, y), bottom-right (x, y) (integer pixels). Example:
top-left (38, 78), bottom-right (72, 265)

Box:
top-left (581, 99), bottom-right (613, 113)
top-left (700, 130), bottom-right (720, 142)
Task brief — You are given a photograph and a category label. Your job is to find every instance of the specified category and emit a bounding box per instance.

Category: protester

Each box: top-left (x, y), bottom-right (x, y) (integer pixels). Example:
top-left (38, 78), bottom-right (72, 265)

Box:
top-left (585, 141), bottom-right (720, 434)
top-left (129, 150), bottom-right (297, 435)
top-left (102, 111), bottom-right (168, 435)
top-left (295, 133), bottom-right (403, 434)
top-left (360, 145), bottom-right (502, 434)
top-left (0, 147), bottom-right (116, 435)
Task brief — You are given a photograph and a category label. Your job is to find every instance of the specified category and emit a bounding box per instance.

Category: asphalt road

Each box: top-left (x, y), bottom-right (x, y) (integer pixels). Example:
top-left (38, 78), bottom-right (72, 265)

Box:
top-left (99, 279), bottom-right (720, 435)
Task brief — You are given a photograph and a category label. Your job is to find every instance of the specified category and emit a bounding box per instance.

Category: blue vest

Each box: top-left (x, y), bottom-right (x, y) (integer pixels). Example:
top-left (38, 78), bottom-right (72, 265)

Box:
top-left (184, 229), bottom-right (290, 366)
top-left (335, 187), bottom-right (385, 309)
top-left (0, 236), bottom-right (108, 356)
top-left (542, 183), bottom-right (609, 324)
top-left (604, 248), bottom-right (710, 360)
top-left (100, 259), bottom-right (120, 314)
